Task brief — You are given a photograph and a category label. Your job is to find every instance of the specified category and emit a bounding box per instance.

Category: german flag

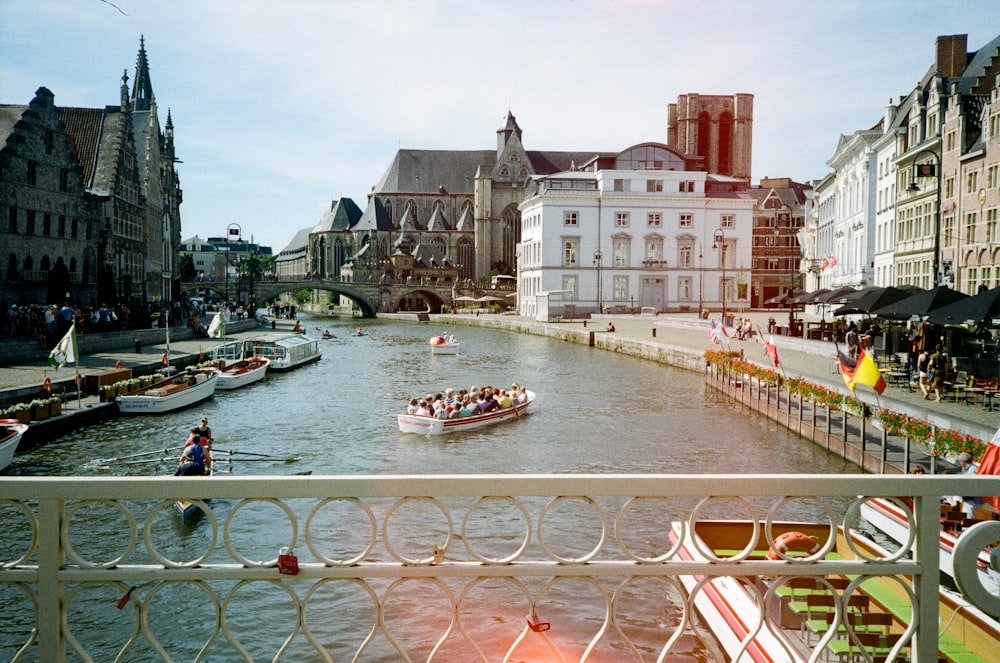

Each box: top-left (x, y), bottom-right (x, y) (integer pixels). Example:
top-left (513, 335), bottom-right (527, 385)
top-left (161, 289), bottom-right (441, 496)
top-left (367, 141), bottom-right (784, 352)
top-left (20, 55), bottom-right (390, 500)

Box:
top-left (837, 346), bottom-right (886, 394)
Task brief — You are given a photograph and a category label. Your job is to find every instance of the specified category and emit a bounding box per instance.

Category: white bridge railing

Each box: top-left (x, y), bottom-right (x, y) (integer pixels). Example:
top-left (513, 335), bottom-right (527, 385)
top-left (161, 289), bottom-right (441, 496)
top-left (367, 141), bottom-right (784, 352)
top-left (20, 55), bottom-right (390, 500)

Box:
top-left (1, 474), bottom-right (996, 662)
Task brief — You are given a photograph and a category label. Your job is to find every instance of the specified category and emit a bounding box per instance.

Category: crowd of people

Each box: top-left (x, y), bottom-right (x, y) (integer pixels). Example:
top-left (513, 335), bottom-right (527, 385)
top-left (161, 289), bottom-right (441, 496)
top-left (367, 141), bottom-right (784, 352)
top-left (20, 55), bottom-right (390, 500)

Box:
top-left (406, 384), bottom-right (528, 419)
top-left (4, 301), bottom-right (133, 346)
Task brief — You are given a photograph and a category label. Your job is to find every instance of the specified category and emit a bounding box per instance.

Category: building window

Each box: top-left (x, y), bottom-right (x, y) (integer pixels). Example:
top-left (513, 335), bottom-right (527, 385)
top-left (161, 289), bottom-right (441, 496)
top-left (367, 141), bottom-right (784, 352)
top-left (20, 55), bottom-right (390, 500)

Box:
top-left (26, 210), bottom-right (35, 234)
top-left (27, 161), bottom-right (37, 186)
top-left (563, 239), bottom-right (579, 266)
top-left (60, 169), bottom-right (69, 192)
top-left (43, 213), bottom-right (51, 236)
top-left (613, 237), bottom-right (630, 267)
top-left (967, 171), bottom-right (979, 194)
top-left (678, 276), bottom-right (691, 300)
top-left (966, 212), bottom-right (977, 243)
top-left (613, 275), bottom-right (628, 301)
top-left (945, 177), bottom-right (955, 198)
top-left (564, 211), bottom-right (578, 226)
top-left (679, 213), bottom-right (692, 228)
top-left (678, 242), bottom-right (693, 267)
top-left (647, 213), bottom-right (661, 227)
top-left (613, 179), bottom-right (628, 192)
top-left (646, 179), bottom-right (663, 192)
top-left (7, 207), bottom-right (16, 233)
top-left (721, 214), bottom-right (734, 228)
top-left (680, 181), bottom-right (695, 192)
top-left (989, 165), bottom-right (999, 189)
top-left (562, 274), bottom-right (578, 299)
top-left (58, 215), bottom-right (66, 237)
top-left (988, 209), bottom-right (997, 243)
top-left (645, 238), bottom-right (663, 262)
top-left (615, 212), bottom-right (629, 227)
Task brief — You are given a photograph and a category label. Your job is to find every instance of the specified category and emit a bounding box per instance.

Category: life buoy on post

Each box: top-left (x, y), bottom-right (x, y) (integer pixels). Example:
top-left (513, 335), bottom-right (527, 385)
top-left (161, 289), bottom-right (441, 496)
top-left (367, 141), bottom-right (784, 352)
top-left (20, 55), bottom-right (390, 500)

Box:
top-left (161, 353), bottom-right (169, 366)
top-left (42, 377), bottom-right (52, 394)
top-left (75, 372), bottom-right (83, 388)
top-left (115, 360), bottom-right (123, 370)
top-left (767, 531), bottom-right (821, 560)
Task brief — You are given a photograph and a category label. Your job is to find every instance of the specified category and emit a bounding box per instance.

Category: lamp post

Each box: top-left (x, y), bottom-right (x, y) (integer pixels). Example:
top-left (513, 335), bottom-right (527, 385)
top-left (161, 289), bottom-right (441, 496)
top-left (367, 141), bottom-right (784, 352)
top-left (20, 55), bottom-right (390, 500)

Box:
top-left (713, 228), bottom-right (726, 319)
top-left (906, 149), bottom-right (941, 286)
top-left (698, 250), bottom-right (704, 317)
top-left (225, 223), bottom-right (242, 301)
top-left (593, 250), bottom-right (603, 314)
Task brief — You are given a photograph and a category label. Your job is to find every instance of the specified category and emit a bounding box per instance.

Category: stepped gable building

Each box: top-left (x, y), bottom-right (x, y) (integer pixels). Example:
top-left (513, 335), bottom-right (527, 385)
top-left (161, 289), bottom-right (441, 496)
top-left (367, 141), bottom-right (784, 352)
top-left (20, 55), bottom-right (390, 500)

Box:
top-left (748, 177), bottom-right (810, 308)
top-left (667, 93), bottom-right (754, 181)
top-left (0, 37), bottom-right (182, 316)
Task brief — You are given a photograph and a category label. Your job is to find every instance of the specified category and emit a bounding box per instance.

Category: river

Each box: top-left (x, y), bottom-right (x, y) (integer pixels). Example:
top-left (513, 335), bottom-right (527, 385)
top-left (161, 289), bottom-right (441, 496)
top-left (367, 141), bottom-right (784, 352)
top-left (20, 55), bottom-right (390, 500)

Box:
top-left (2, 315), bottom-right (858, 662)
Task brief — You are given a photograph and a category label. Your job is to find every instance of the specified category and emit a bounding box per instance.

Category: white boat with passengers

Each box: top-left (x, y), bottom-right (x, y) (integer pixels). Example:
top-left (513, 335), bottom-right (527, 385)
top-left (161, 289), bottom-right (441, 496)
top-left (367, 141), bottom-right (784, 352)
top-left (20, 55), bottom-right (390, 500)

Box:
top-left (117, 367), bottom-right (220, 414)
top-left (398, 390), bottom-right (534, 434)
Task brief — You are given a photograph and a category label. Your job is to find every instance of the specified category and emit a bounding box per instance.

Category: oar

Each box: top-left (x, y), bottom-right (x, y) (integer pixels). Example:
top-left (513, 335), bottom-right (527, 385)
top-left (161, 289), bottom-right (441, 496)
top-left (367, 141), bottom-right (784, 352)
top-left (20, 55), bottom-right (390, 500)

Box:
top-left (216, 456), bottom-right (301, 463)
top-left (212, 449), bottom-right (300, 462)
top-left (97, 446), bottom-right (185, 465)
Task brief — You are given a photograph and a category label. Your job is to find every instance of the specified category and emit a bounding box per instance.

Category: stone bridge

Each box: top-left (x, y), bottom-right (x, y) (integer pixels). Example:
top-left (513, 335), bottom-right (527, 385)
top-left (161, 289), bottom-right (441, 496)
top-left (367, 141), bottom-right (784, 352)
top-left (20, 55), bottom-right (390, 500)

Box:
top-left (179, 277), bottom-right (457, 317)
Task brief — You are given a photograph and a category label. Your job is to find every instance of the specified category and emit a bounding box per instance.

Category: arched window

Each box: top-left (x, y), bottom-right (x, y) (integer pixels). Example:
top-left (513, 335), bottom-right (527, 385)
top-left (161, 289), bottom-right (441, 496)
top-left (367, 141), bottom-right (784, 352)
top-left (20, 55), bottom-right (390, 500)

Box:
top-left (41, 256), bottom-right (51, 272)
top-left (385, 200), bottom-right (393, 227)
top-left (430, 236), bottom-right (447, 263)
top-left (718, 111), bottom-right (733, 174)
top-left (501, 205), bottom-right (520, 271)
top-left (457, 238), bottom-right (475, 281)
top-left (612, 234), bottom-right (631, 267)
top-left (7, 254), bottom-right (17, 279)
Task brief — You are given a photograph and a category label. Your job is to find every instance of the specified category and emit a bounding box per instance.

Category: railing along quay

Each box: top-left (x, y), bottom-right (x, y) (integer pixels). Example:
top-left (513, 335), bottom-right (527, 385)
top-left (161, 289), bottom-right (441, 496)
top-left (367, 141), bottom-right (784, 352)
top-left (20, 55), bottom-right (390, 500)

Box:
top-left (2, 474), bottom-right (996, 662)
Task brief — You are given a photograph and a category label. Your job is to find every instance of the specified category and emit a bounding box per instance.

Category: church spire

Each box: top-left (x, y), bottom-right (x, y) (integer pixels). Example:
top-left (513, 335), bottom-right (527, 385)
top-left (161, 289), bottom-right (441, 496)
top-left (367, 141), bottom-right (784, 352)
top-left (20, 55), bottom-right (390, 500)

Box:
top-left (497, 110), bottom-right (522, 153)
top-left (131, 35), bottom-right (155, 111)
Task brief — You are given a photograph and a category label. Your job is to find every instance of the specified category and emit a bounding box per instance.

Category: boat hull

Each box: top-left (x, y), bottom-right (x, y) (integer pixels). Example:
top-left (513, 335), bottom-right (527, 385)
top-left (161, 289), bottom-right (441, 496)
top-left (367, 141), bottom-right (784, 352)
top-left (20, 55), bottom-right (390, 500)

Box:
top-left (397, 391), bottom-right (534, 434)
top-left (430, 342), bottom-right (460, 355)
top-left (216, 357), bottom-right (269, 390)
top-left (118, 371), bottom-right (219, 414)
top-left (0, 421), bottom-right (29, 472)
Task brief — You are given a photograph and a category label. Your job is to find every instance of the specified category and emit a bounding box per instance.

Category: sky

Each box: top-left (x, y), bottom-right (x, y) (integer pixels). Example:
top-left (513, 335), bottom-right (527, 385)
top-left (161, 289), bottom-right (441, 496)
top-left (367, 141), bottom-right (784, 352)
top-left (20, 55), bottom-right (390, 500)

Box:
top-left (3, 1), bottom-right (1000, 253)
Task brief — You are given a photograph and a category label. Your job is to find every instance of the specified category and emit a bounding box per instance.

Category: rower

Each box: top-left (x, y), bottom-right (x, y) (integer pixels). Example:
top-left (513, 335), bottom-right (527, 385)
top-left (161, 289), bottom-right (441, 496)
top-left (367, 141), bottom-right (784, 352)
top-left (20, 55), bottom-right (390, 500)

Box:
top-left (175, 435), bottom-right (211, 476)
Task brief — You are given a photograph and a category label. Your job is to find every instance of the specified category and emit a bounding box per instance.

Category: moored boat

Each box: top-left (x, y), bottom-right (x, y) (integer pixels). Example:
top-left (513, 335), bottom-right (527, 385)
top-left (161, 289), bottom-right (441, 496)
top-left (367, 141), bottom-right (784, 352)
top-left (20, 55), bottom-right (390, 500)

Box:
top-left (429, 333), bottom-right (460, 355)
top-left (216, 356), bottom-right (270, 391)
top-left (117, 367), bottom-right (220, 414)
top-left (397, 390), bottom-right (534, 434)
top-left (0, 419), bottom-right (29, 472)
top-left (670, 518), bottom-right (1000, 663)
top-left (239, 333), bottom-right (321, 371)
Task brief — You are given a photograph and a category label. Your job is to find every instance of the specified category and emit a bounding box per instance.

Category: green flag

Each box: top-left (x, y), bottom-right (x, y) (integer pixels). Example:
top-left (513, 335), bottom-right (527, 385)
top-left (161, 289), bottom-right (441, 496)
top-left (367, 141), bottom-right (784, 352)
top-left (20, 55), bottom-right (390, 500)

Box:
top-left (49, 322), bottom-right (77, 370)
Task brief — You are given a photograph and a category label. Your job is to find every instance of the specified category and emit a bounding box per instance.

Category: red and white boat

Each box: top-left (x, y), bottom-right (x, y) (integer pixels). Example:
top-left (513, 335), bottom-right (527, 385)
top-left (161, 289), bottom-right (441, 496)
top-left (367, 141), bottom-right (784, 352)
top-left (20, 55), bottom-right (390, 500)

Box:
top-left (429, 333), bottom-right (460, 355)
top-left (0, 419), bottom-right (29, 472)
top-left (216, 356), bottom-right (269, 391)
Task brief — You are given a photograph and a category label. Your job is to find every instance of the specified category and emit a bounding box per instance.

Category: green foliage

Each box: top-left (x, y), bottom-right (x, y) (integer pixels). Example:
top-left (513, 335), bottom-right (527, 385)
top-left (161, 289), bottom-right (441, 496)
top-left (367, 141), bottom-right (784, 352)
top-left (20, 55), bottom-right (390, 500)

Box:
top-left (295, 289), bottom-right (310, 305)
top-left (178, 253), bottom-right (196, 278)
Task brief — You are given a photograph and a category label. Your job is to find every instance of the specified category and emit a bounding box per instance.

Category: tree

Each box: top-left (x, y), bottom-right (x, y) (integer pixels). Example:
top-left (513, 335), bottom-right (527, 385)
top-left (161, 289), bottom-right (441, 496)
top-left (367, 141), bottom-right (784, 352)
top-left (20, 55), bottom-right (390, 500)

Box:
top-left (179, 254), bottom-right (196, 278)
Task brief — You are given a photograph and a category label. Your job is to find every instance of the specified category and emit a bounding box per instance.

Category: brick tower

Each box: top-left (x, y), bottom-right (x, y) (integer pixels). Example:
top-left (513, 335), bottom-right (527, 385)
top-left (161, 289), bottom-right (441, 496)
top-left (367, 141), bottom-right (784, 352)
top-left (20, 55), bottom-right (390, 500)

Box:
top-left (667, 93), bottom-right (753, 181)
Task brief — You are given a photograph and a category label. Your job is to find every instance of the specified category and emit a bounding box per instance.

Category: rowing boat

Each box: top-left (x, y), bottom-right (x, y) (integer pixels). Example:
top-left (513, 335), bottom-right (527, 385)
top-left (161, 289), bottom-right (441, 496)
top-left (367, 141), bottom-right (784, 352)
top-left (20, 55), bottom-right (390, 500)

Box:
top-left (216, 356), bottom-right (269, 390)
top-left (669, 519), bottom-right (1000, 662)
top-left (117, 367), bottom-right (220, 414)
top-left (0, 419), bottom-right (29, 472)
top-left (397, 390), bottom-right (534, 434)
top-left (429, 333), bottom-right (460, 355)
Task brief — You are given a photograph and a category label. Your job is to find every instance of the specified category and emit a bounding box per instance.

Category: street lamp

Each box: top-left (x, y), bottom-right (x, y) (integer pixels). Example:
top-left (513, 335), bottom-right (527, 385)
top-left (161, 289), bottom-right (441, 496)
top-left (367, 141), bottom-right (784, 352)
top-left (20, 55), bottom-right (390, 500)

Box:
top-left (905, 149), bottom-right (942, 286)
top-left (593, 250), bottom-right (603, 314)
top-left (225, 223), bottom-right (242, 301)
top-left (713, 228), bottom-right (726, 319)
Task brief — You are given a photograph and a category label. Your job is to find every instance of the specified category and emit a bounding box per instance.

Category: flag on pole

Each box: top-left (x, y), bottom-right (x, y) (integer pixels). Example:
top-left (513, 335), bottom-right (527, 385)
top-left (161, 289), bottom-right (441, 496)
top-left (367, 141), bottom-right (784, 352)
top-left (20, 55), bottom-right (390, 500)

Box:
top-left (829, 255), bottom-right (838, 269)
top-left (821, 257), bottom-right (829, 272)
top-left (708, 319), bottom-right (730, 346)
top-left (975, 427), bottom-right (1000, 511)
top-left (207, 312), bottom-right (225, 338)
top-left (836, 346), bottom-right (886, 394)
top-left (764, 333), bottom-right (780, 367)
top-left (48, 321), bottom-right (77, 370)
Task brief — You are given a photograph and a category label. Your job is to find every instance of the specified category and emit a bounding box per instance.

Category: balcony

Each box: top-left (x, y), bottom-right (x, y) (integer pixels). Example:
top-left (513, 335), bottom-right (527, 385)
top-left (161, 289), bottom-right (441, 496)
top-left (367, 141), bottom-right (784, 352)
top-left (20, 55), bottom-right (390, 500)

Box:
top-left (640, 259), bottom-right (668, 268)
top-left (0, 474), bottom-right (980, 661)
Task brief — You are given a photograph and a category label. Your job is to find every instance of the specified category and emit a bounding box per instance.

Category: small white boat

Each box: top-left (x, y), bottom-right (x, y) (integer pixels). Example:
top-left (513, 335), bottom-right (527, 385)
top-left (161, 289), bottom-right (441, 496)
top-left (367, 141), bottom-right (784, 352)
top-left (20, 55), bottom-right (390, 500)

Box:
top-left (397, 390), bottom-right (534, 434)
top-left (117, 367), bottom-right (220, 414)
top-left (216, 356), bottom-right (270, 391)
top-left (429, 333), bottom-right (460, 355)
top-left (240, 334), bottom-right (321, 371)
top-left (0, 419), bottom-right (29, 472)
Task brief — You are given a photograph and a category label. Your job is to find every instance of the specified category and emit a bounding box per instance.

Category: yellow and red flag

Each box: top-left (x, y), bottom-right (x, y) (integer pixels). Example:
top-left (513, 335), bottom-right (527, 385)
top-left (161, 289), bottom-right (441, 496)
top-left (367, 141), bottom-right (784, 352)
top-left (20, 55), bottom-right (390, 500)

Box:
top-left (836, 346), bottom-right (886, 394)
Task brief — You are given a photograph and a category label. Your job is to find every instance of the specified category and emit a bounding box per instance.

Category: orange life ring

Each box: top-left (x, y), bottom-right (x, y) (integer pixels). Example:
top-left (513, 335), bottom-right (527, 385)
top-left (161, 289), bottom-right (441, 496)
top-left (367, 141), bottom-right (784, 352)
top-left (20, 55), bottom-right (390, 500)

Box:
top-left (115, 360), bottom-right (123, 370)
top-left (75, 372), bottom-right (83, 387)
top-left (199, 350), bottom-right (205, 361)
top-left (767, 531), bottom-right (821, 560)
top-left (42, 377), bottom-right (52, 394)
top-left (161, 353), bottom-right (169, 366)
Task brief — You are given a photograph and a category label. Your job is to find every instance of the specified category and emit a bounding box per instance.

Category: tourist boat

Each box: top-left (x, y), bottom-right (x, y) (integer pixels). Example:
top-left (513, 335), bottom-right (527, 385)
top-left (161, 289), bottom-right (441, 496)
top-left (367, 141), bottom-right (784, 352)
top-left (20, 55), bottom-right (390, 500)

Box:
top-left (669, 518), bottom-right (1000, 663)
top-left (0, 419), bottom-right (29, 472)
top-left (397, 390), bottom-right (535, 434)
top-left (117, 367), bottom-right (220, 414)
top-left (860, 497), bottom-right (1000, 586)
top-left (216, 356), bottom-right (270, 391)
top-left (238, 333), bottom-right (321, 371)
top-left (429, 333), bottom-right (460, 355)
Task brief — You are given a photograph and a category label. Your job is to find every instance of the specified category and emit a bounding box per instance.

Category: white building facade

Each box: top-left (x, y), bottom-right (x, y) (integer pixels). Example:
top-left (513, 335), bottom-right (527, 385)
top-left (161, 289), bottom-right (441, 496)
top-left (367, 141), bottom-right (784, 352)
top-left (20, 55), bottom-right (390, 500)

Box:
top-left (517, 143), bottom-right (753, 320)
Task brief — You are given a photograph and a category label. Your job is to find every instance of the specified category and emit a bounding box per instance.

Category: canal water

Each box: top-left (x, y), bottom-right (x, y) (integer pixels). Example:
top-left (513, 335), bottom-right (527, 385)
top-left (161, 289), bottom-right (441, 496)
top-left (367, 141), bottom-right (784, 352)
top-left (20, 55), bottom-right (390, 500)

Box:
top-left (2, 316), bottom-right (858, 662)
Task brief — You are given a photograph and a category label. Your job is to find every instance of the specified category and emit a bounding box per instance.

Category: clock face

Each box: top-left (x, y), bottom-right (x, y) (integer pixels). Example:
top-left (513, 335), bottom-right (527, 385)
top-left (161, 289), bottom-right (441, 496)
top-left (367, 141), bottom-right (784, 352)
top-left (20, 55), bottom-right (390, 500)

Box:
top-left (978, 188), bottom-right (987, 206)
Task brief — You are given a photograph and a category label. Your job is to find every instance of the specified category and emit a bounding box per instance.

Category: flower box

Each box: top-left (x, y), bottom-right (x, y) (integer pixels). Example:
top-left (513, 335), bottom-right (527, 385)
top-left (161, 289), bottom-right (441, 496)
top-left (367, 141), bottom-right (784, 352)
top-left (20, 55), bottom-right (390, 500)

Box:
top-left (50, 401), bottom-right (62, 416)
top-left (30, 404), bottom-right (50, 421)
top-left (10, 408), bottom-right (30, 424)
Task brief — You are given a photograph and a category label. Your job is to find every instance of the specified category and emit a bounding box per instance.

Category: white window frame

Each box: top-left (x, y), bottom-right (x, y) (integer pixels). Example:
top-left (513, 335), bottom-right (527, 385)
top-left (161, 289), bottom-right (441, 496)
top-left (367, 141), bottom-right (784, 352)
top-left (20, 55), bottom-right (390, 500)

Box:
top-left (564, 211), bottom-right (578, 226)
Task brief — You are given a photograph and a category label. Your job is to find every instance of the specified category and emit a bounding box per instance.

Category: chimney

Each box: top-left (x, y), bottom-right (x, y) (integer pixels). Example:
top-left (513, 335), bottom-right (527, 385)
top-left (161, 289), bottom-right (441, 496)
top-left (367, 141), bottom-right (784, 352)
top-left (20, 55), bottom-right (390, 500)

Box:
top-left (936, 34), bottom-right (969, 78)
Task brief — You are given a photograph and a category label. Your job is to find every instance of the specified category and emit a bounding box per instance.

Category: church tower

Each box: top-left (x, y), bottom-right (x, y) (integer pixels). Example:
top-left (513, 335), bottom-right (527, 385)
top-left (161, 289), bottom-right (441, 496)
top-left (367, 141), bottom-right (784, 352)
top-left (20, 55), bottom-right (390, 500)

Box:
top-left (667, 93), bottom-right (753, 181)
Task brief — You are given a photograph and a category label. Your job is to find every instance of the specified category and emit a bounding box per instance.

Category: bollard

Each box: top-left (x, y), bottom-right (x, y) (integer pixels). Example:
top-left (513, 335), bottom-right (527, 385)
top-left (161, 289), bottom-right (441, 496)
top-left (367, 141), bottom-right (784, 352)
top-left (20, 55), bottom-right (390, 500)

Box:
top-left (272, 320), bottom-right (276, 330)
top-left (652, 328), bottom-right (656, 337)
top-left (134, 339), bottom-right (142, 353)
top-left (583, 320), bottom-right (587, 328)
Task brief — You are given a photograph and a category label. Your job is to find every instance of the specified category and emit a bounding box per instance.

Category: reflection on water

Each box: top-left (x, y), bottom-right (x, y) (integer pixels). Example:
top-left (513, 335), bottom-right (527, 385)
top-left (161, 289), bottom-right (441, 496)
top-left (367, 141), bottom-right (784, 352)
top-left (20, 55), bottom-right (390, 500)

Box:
top-left (3, 315), bottom-right (854, 660)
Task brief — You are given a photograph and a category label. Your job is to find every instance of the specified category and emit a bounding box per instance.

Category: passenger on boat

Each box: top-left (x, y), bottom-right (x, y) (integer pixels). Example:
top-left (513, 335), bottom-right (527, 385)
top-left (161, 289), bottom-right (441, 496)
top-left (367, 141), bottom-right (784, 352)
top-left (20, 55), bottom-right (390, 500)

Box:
top-left (447, 406), bottom-right (461, 419)
top-left (415, 401), bottom-right (432, 417)
top-left (194, 417), bottom-right (213, 443)
top-left (407, 398), bottom-right (419, 414)
top-left (444, 388), bottom-right (456, 408)
top-left (497, 390), bottom-right (513, 409)
top-left (479, 392), bottom-right (499, 414)
top-left (434, 405), bottom-right (448, 420)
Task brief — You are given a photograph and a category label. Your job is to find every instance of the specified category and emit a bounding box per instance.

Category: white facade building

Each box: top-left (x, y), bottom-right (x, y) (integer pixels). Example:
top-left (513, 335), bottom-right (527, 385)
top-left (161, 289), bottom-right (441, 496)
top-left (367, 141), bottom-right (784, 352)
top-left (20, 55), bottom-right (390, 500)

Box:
top-left (517, 143), bottom-right (753, 320)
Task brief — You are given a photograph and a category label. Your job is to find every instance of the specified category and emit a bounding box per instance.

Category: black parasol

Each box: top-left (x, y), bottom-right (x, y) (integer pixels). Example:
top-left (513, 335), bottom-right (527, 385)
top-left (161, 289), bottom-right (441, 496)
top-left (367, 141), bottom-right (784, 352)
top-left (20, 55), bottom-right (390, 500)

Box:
top-left (925, 286), bottom-right (1000, 325)
top-left (833, 286), bottom-right (914, 316)
top-left (869, 286), bottom-right (968, 321)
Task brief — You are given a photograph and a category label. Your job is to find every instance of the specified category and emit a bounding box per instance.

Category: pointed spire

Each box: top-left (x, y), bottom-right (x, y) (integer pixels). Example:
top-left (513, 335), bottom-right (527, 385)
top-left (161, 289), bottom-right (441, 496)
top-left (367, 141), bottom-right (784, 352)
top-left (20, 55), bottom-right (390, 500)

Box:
top-left (497, 109), bottom-right (522, 152)
top-left (120, 69), bottom-right (129, 109)
top-left (131, 35), bottom-right (155, 111)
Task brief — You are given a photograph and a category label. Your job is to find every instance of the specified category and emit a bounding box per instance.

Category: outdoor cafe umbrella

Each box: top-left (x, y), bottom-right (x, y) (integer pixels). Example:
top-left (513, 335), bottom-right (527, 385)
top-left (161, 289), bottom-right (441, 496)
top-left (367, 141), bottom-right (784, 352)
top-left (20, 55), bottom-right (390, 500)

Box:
top-left (813, 287), bottom-right (857, 305)
top-left (453, 296), bottom-right (477, 302)
top-left (788, 288), bottom-right (829, 305)
top-left (925, 286), bottom-right (1000, 326)
top-left (764, 288), bottom-right (803, 306)
top-left (833, 286), bottom-right (913, 316)
top-left (476, 295), bottom-right (504, 302)
top-left (869, 285), bottom-right (968, 321)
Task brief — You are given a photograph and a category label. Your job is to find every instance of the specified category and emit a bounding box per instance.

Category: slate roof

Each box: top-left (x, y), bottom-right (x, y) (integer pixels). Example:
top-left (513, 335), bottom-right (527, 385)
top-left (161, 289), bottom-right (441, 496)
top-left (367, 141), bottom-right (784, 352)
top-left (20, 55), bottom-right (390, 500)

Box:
top-left (354, 196), bottom-right (391, 232)
top-left (276, 226), bottom-right (313, 259)
top-left (313, 197), bottom-right (363, 232)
